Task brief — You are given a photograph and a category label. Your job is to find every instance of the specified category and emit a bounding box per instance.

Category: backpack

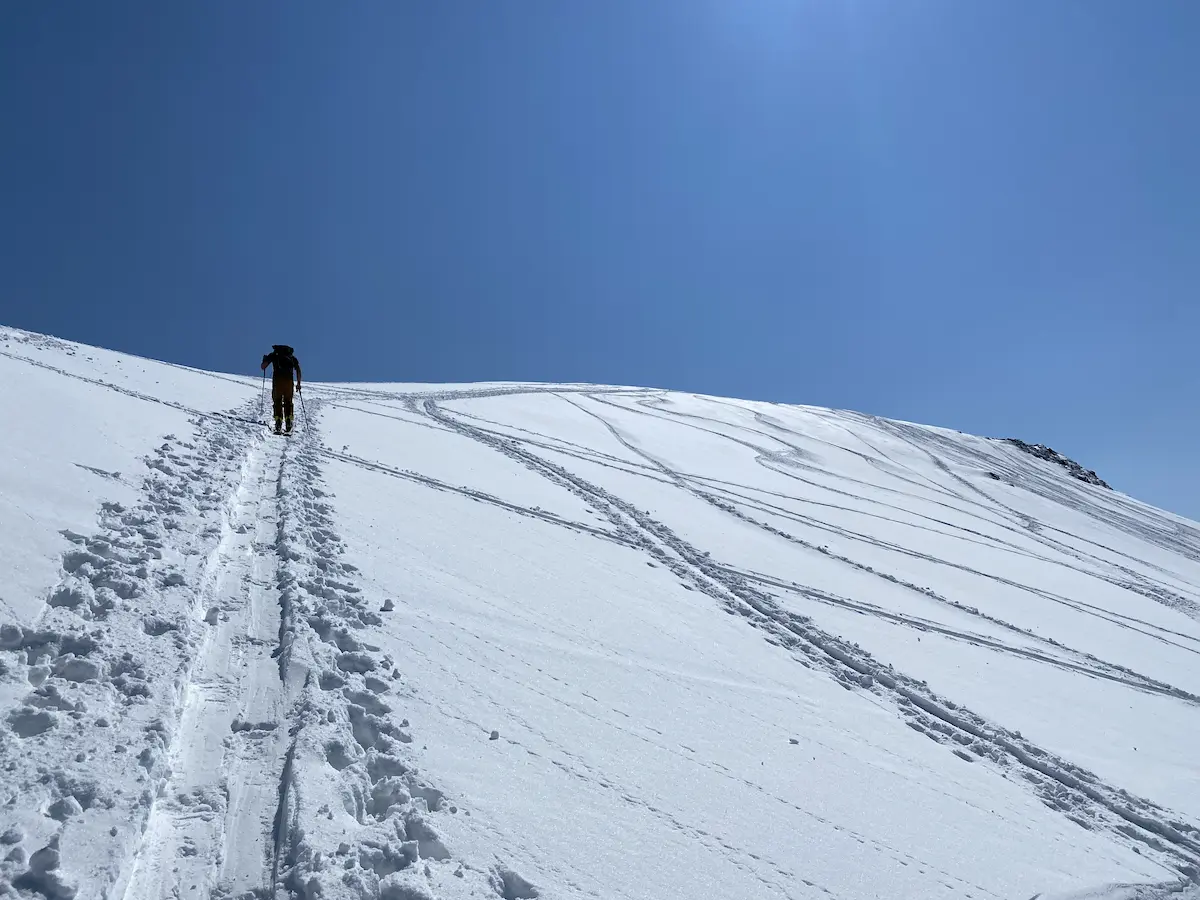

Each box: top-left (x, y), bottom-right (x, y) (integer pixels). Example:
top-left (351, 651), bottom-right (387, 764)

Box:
top-left (269, 345), bottom-right (297, 378)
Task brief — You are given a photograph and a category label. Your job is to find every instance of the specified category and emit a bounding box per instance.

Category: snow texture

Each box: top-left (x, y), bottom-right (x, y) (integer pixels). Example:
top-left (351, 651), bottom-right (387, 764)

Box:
top-left (0, 325), bottom-right (1199, 900)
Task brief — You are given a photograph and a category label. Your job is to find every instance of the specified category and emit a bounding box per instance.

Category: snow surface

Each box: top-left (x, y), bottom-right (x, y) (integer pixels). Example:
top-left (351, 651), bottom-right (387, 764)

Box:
top-left (1, 325), bottom-right (1199, 900)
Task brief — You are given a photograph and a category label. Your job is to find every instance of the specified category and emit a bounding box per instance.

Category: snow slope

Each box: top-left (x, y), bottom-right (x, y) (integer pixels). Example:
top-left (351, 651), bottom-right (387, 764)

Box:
top-left (1, 325), bottom-right (1199, 900)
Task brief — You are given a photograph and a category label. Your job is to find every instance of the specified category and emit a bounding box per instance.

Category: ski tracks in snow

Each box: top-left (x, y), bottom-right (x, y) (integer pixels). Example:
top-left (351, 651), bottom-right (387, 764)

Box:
top-left (244, 403), bottom-right (516, 899)
top-left (0, 408), bottom-right (264, 898)
top-left (4, 368), bottom-right (1197, 898)
top-left (117, 429), bottom-right (295, 899)
top-left (0, 398), bottom-right (511, 899)
top-left (421, 395), bottom-right (1200, 885)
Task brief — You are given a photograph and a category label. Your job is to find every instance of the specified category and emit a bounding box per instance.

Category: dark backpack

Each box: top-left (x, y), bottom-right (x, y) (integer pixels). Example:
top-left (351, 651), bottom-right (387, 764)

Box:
top-left (267, 345), bottom-right (297, 378)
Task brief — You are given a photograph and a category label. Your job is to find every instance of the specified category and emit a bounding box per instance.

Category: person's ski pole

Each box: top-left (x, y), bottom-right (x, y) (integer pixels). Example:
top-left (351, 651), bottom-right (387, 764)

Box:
top-left (259, 372), bottom-right (267, 424)
top-left (299, 389), bottom-right (308, 432)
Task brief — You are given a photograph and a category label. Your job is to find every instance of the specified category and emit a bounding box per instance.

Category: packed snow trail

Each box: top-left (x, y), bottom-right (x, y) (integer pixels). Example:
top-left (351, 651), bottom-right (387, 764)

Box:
top-left (0, 390), bottom-right (498, 898)
top-left (0, 333), bottom-right (520, 899)
top-left (0, 402), bottom-right (266, 898)
top-left (116, 430), bottom-right (294, 899)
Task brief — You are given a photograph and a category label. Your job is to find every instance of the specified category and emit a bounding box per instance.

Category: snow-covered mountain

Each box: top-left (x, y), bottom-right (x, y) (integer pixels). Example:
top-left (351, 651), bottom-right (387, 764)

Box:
top-left (1, 325), bottom-right (1198, 900)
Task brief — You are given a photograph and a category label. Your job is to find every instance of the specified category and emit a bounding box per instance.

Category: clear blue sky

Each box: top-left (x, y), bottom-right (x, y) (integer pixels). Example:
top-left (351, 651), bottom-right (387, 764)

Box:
top-left (2, 2), bottom-right (1197, 519)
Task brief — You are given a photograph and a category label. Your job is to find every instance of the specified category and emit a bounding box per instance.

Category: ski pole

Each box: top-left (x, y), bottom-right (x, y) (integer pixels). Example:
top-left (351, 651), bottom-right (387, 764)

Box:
top-left (299, 389), bottom-right (308, 432)
top-left (260, 372), bottom-right (266, 423)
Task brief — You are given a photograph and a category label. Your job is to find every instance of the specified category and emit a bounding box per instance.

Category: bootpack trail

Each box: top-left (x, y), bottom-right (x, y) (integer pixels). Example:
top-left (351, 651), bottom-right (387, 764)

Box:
top-left (116, 429), bottom-right (295, 899)
top-left (0, 389), bottom-right (505, 899)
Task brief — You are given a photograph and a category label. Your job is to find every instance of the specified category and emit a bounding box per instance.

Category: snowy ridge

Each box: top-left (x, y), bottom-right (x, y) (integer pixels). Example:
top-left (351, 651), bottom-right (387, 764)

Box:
top-left (2, 326), bottom-right (1200, 899)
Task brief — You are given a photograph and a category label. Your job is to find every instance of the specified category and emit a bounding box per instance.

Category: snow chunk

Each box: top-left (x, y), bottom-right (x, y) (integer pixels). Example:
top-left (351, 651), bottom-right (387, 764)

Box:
top-left (7, 706), bottom-right (57, 737)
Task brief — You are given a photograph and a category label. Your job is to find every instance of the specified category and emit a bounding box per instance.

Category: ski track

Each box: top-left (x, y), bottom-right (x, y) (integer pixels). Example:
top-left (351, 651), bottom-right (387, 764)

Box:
top-left (0, 347), bottom-right (262, 432)
top-left (117, 430), bottom-right (294, 899)
top-left (570, 395), bottom-right (1200, 672)
top-left (459, 394), bottom-right (1200, 692)
top-left (0, 384), bottom-right (521, 899)
top-left (862, 416), bottom-right (1200, 617)
top-left (420, 395), bottom-right (1200, 883)
top-left (0, 406), bottom-right (261, 899)
top-left (605, 393), bottom-right (1200, 613)
top-left (240, 398), bottom-right (528, 899)
top-left (2, 343), bottom-right (1198, 900)
top-left (608, 391), bottom-right (1200, 610)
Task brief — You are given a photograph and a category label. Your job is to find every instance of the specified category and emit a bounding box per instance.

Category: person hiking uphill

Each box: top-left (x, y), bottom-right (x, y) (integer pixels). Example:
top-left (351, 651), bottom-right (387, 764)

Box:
top-left (261, 344), bottom-right (302, 434)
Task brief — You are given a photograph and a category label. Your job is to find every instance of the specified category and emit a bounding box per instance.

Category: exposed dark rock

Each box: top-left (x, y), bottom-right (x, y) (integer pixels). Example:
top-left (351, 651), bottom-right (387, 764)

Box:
top-left (1002, 439), bottom-right (1111, 489)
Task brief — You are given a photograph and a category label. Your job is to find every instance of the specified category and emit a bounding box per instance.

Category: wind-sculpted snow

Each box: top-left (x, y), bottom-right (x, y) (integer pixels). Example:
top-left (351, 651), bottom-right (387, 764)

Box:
top-left (1, 326), bottom-right (1199, 900)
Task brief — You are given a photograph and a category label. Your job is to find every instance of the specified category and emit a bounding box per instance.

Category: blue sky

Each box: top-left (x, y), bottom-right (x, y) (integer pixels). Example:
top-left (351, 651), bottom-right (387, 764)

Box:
top-left (2, 2), bottom-right (1197, 519)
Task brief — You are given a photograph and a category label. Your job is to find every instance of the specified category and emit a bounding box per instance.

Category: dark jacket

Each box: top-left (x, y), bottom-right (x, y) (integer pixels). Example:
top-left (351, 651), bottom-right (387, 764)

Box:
top-left (261, 346), bottom-right (302, 387)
